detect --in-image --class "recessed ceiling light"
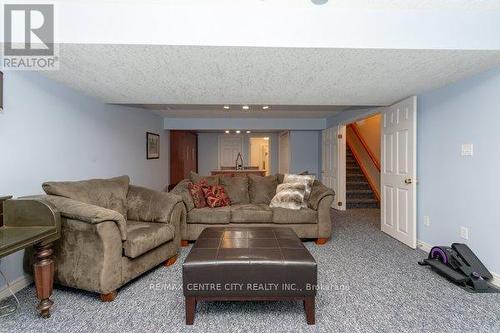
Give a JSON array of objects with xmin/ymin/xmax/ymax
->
[
  {"xmin": 242, "ymin": 105, "xmax": 250, "ymax": 110},
  {"xmin": 236, "ymin": 130, "xmax": 241, "ymax": 134},
  {"xmin": 225, "ymin": 130, "xmax": 230, "ymax": 134},
  {"xmin": 246, "ymin": 130, "xmax": 251, "ymax": 134},
  {"xmin": 311, "ymin": 0, "xmax": 329, "ymax": 5},
  {"xmin": 262, "ymin": 106, "xmax": 269, "ymax": 110},
  {"xmin": 264, "ymin": 137, "xmax": 270, "ymax": 141},
  {"xmin": 223, "ymin": 105, "xmax": 230, "ymax": 110}
]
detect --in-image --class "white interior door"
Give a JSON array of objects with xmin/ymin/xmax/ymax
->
[
  {"xmin": 322, "ymin": 126, "xmax": 346, "ymax": 210},
  {"xmin": 218, "ymin": 135, "xmax": 243, "ymax": 168},
  {"xmin": 279, "ymin": 131, "xmax": 290, "ymax": 174},
  {"xmin": 381, "ymin": 96, "xmax": 417, "ymax": 248}
]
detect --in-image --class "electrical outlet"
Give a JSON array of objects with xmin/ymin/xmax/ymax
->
[
  {"xmin": 423, "ymin": 216, "xmax": 430, "ymax": 227},
  {"xmin": 461, "ymin": 144, "xmax": 473, "ymax": 156},
  {"xmin": 460, "ymin": 226, "xmax": 469, "ymax": 240}
]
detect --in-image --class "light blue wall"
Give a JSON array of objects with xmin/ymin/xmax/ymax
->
[
  {"xmin": 289, "ymin": 131, "xmax": 321, "ymax": 177},
  {"xmin": 418, "ymin": 67, "xmax": 500, "ymax": 274},
  {"xmin": 165, "ymin": 117, "xmax": 326, "ymax": 130},
  {"xmin": 197, "ymin": 133, "xmax": 220, "ymax": 176},
  {"xmin": 0, "ymin": 72, "xmax": 168, "ymax": 289},
  {"xmin": 197, "ymin": 132, "xmax": 280, "ymax": 176}
]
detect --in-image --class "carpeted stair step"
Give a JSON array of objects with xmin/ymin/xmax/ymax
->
[
  {"xmin": 346, "ymin": 174, "xmax": 366, "ymax": 182},
  {"xmin": 346, "ymin": 146, "xmax": 380, "ymax": 208},
  {"xmin": 346, "ymin": 181, "xmax": 371, "ymax": 190},
  {"xmin": 347, "ymin": 189, "xmax": 375, "ymax": 199},
  {"xmin": 347, "ymin": 166, "xmax": 361, "ymax": 173},
  {"xmin": 346, "ymin": 198, "xmax": 379, "ymax": 209}
]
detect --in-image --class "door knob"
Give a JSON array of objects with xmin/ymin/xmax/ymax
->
[{"xmin": 405, "ymin": 178, "xmax": 413, "ymax": 185}]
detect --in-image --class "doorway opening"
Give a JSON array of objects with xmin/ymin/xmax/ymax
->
[
  {"xmin": 249, "ymin": 136, "xmax": 271, "ymax": 176},
  {"xmin": 345, "ymin": 113, "xmax": 381, "ymax": 209},
  {"xmin": 324, "ymin": 96, "xmax": 417, "ymax": 248}
]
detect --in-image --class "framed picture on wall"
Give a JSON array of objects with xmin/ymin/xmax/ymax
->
[{"xmin": 146, "ymin": 132, "xmax": 160, "ymax": 159}]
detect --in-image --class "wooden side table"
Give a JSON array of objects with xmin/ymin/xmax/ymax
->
[{"xmin": 0, "ymin": 197, "xmax": 61, "ymax": 318}]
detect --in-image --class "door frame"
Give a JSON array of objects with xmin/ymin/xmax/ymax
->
[
  {"xmin": 335, "ymin": 125, "xmax": 347, "ymax": 210},
  {"xmin": 248, "ymin": 135, "xmax": 272, "ymax": 176},
  {"xmin": 328, "ymin": 96, "xmax": 417, "ymax": 247},
  {"xmin": 218, "ymin": 134, "xmax": 244, "ymax": 169},
  {"xmin": 322, "ymin": 126, "xmax": 346, "ymax": 210}
]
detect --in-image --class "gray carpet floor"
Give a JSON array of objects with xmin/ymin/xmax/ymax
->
[{"xmin": 2, "ymin": 208, "xmax": 499, "ymax": 333}]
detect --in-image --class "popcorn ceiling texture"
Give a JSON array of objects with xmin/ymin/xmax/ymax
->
[
  {"xmin": 43, "ymin": 45, "xmax": 500, "ymax": 112},
  {"xmin": 2, "ymin": 209, "xmax": 499, "ymax": 333}
]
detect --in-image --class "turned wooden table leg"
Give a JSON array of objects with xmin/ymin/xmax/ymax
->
[
  {"xmin": 304, "ymin": 297, "xmax": 315, "ymax": 325},
  {"xmin": 33, "ymin": 242, "xmax": 55, "ymax": 318},
  {"xmin": 185, "ymin": 296, "xmax": 196, "ymax": 325}
]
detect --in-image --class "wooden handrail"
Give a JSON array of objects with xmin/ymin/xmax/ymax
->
[{"xmin": 349, "ymin": 123, "xmax": 381, "ymax": 171}]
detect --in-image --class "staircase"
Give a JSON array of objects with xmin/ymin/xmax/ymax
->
[{"xmin": 346, "ymin": 146, "xmax": 379, "ymax": 209}]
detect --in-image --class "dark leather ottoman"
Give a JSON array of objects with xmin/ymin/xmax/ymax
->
[{"xmin": 182, "ymin": 227, "xmax": 317, "ymax": 325}]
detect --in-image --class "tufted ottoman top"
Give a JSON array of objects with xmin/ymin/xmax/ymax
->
[{"xmin": 182, "ymin": 227, "xmax": 317, "ymax": 297}]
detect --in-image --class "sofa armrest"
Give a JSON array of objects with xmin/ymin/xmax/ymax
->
[
  {"xmin": 169, "ymin": 179, "xmax": 195, "ymax": 212},
  {"xmin": 127, "ymin": 185, "xmax": 183, "ymax": 224},
  {"xmin": 308, "ymin": 182, "xmax": 335, "ymax": 210},
  {"xmin": 38, "ymin": 195, "xmax": 128, "ymax": 241}
]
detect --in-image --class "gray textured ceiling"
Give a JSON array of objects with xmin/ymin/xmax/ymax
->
[{"xmin": 42, "ymin": 44, "xmax": 500, "ymax": 117}]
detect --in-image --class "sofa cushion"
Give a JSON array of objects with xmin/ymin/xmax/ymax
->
[
  {"xmin": 248, "ymin": 175, "xmax": 278, "ymax": 204},
  {"xmin": 123, "ymin": 221, "xmax": 175, "ymax": 259},
  {"xmin": 190, "ymin": 171, "xmax": 219, "ymax": 186},
  {"xmin": 169, "ymin": 179, "xmax": 195, "ymax": 211},
  {"xmin": 42, "ymin": 175, "xmax": 130, "ymax": 218},
  {"xmin": 270, "ymin": 182, "xmax": 306, "ymax": 210},
  {"xmin": 187, "ymin": 207, "xmax": 231, "ymax": 224},
  {"xmin": 272, "ymin": 207, "xmax": 318, "ymax": 224},
  {"xmin": 276, "ymin": 173, "xmax": 285, "ymax": 184},
  {"xmin": 220, "ymin": 176, "xmax": 250, "ymax": 205},
  {"xmin": 202, "ymin": 185, "xmax": 231, "ymax": 208},
  {"xmin": 230, "ymin": 204, "xmax": 273, "ymax": 223}
]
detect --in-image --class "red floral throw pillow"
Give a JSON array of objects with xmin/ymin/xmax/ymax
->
[
  {"xmin": 188, "ymin": 181, "xmax": 208, "ymax": 208},
  {"xmin": 202, "ymin": 185, "xmax": 231, "ymax": 208}
]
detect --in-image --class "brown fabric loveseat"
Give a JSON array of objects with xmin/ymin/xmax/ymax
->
[
  {"xmin": 25, "ymin": 176, "xmax": 185, "ymax": 301},
  {"xmin": 170, "ymin": 173, "xmax": 335, "ymax": 244}
]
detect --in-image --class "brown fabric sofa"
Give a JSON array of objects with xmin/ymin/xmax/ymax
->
[
  {"xmin": 25, "ymin": 176, "xmax": 185, "ymax": 301},
  {"xmin": 170, "ymin": 173, "xmax": 335, "ymax": 243}
]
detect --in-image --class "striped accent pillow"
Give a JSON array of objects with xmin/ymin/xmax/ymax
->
[{"xmin": 269, "ymin": 182, "xmax": 306, "ymax": 210}]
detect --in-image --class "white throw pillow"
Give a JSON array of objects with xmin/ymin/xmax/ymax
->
[
  {"xmin": 283, "ymin": 174, "xmax": 315, "ymax": 206},
  {"xmin": 269, "ymin": 182, "xmax": 306, "ymax": 210}
]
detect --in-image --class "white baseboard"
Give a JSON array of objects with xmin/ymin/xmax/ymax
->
[
  {"xmin": 0, "ymin": 275, "xmax": 33, "ymax": 301},
  {"xmin": 417, "ymin": 239, "xmax": 432, "ymax": 253},
  {"xmin": 417, "ymin": 239, "xmax": 500, "ymax": 288}
]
